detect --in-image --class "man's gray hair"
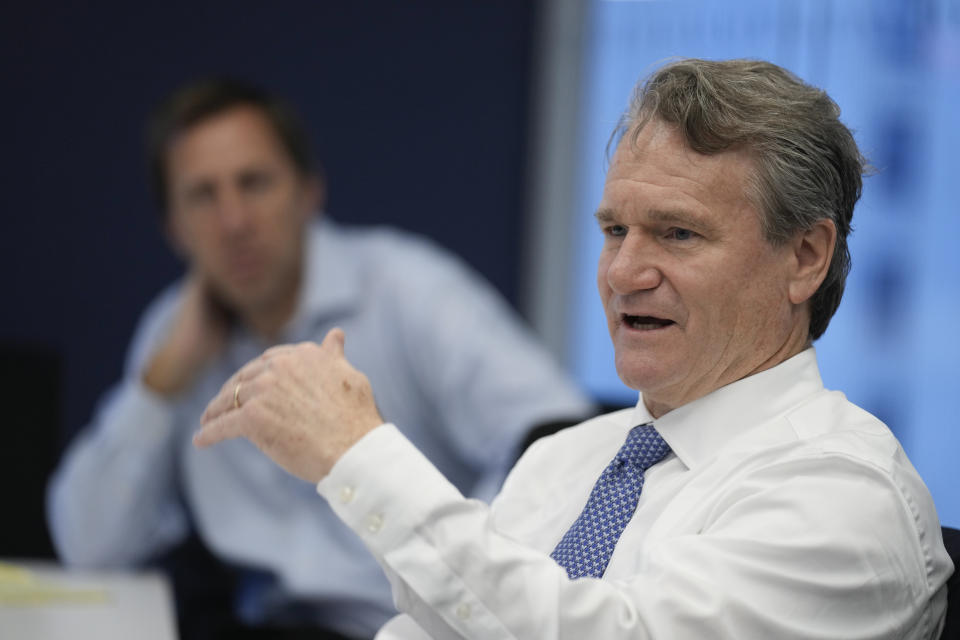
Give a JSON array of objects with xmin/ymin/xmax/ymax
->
[{"xmin": 615, "ymin": 58, "xmax": 867, "ymax": 340}]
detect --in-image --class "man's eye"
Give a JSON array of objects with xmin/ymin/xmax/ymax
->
[
  {"xmin": 240, "ymin": 172, "xmax": 274, "ymax": 193},
  {"xmin": 182, "ymin": 185, "xmax": 215, "ymax": 208},
  {"xmin": 604, "ymin": 224, "xmax": 627, "ymax": 237},
  {"xmin": 668, "ymin": 227, "xmax": 695, "ymax": 241}
]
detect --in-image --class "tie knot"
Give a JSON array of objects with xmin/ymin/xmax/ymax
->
[{"xmin": 616, "ymin": 423, "xmax": 671, "ymax": 472}]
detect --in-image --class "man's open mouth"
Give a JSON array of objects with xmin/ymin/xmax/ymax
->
[{"xmin": 623, "ymin": 314, "xmax": 675, "ymax": 330}]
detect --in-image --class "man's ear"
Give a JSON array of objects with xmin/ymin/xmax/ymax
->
[
  {"xmin": 788, "ymin": 218, "xmax": 836, "ymax": 305},
  {"xmin": 299, "ymin": 174, "xmax": 325, "ymax": 219}
]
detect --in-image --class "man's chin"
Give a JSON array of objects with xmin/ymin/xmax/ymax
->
[
  {"xmin": 211, "ymin": 280, "xmax": 268, "ymax": 318},
  {"xmin": 614, "ymin": 355, "xmax": 677, "ymax": 396}
]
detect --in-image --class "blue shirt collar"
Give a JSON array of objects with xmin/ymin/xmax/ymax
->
[{"xmin": 285, "ymin": 215, "xmax": 364, "ymax": 339}]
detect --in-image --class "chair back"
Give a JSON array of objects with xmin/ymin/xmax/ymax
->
[
  {"xmin": 942, "ymin": 526, "xmax": 960, "ymax": 639},
  {"xmin": 0, "ymin": 346, "xmax": 60, "ymax": 558}
]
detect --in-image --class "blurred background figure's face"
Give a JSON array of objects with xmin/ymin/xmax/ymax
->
[{"xmin": 165, "ymin": 105, "xmax": 318, "ymax": 318}]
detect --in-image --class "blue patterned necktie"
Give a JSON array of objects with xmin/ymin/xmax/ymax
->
[{"xmin": 550, "ymin": 423, "xmax": 671, "ymax": 579}]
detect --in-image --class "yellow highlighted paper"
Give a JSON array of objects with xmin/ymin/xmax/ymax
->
[{"xmin": 0, "ymin": 562, "xmax": 109, "ymax": 607}]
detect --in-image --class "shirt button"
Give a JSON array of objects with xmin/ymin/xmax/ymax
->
[
  {"xmin": 456, "ymin": 603, "xmax": 471, "ymax": 620},
  {"xmin": 339, "ymin": 486, "xmax": 355, "ymax": 504},
  {"xmin": 365, "ymin": 513, "xmax": 384, "ymax": 533}
]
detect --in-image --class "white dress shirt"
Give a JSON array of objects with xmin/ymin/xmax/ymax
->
[
  {"xmin": 47, "ymin": 217, "xmax": 591, "ymax": 637},
  {"xmin": 318, "ymin": 348, "xmax": 954, "ymax": 639}
]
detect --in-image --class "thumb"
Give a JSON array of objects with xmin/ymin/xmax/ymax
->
[{"xmin": 320, "ymin": 327, "xmax": 346, "ymax": 356}]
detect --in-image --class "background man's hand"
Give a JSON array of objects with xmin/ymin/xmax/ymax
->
[
  {"xmin": 142, "ymin": 274, "xmax": 230, "ymax": 396},
  {"xmin": 193, "ymin": 328, "xmax": 383, "ymax": 483}
]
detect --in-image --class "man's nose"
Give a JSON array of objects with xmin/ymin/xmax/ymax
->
[
  {"xmin": 604, "ymin": 235, "xmax": 663, "ymax": 294},
  {"xmin": 216, "ymin": 187, "xmax": 253, "ymax": 234}
]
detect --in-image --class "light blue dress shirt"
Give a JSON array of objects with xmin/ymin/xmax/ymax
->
[{"xmin": 47, "ymin": 217, "xmax": 592, "ymax": 638}]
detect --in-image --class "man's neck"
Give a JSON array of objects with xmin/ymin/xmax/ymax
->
[
  {"xmin": 242, "ymin": 274, "xmax": 302, "ymax": 342},
  {"xmin": 643, "ymin": 327, "xmax": 812, "ymax": 419}
]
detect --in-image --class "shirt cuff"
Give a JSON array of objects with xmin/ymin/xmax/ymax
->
[{"xmin": 316, "ymin": 423, "xmax": 465, "ymax": 555}]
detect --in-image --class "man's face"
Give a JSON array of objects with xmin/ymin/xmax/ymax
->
[
  {"xmin": 597, "ymin": 119, "xmax": 804, "ymax": 417},
  {"xmin": 165, "ymin": 105, "xmax": 318, "ymax": 316}
]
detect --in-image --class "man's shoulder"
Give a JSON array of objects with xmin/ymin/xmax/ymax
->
[
  {"xmin": 317, "ymin": 219, "xmax": 460, "ymax": 269},
  {"xmin": 313, "ymin": 219, "xmax": 499, "ymax": 310},
  {"xmin": 732, "ymin": 389, "xmax": 936, "ymax": 525},
  {"xmin": 781, "ymin": 389, "xmax": 903, "ymax": 472},
  {"xmin": 745, "ymin": 391, "xmax": 948, "ymax": 577}
]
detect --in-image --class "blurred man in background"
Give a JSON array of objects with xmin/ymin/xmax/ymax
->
[{"xmin": 47, "ymin": 79, "xmax": 592, "ymax": 639}]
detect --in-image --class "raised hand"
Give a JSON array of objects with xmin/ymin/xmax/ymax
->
[
  {"xmin": 141, "ymin": 274, "xmax": 231, "ymax": 397},
  {"xmin": 193, "ymin": 328, "xmax": 384, "ymax": 483}
]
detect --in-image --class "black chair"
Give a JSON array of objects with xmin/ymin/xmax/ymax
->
[
  {"xmin": 515, "ymin": 404, "xmax": 628, "ymax": 462},
  {"xmin": 0, "ymin": 345, "xmax": 60, "ymax": 558},
  {"xmin": 942, "ymin": 526, "xmax": 960, "ymax": 639}
]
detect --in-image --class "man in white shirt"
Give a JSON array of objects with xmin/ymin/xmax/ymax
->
[{"xmin": 194, "ymin": 59, "xmax": 954, "ymax": 638}]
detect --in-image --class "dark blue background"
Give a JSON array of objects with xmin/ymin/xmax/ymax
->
[
  {"xmin": 0, "ymin": 1, "xmax": 539, "ymax": 556},
  {"xmin": 1, "ymin": 0, "xmax": 537, "ymax": 446}
]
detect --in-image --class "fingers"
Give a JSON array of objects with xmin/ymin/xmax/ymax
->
[
  {"xmin": 320, "ymin": 327, "xmax": 345, "ymax": 356},
  {"xmin": 200, "ymin": 372, "xmax": 235, "ymax": 425},
  {"xmin": 261, "ymin": 343, "xmax": 296, "ymax": 360},
  {"xmin": 201, "ymin": 358, "xmax": 266, "ymax": 424},
  {"xmin": 195, "ymin": 355, "xmax": 273, "ymax": 447},
  {"xmin": 195, "ymin": 331, "xmax": 348, "ymax": 452},
  {"xmin": 193, "ymin": 409, "xmax": 245, "ymax": 448},
  {"xmin": 198, "ymin": 340, "xmax": 302, "ymax": 425}
]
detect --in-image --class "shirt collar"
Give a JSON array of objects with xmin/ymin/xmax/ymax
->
[
  {"xmin": 631, "ymin": 348, "xmax": 824, "ymax": 470},
  {"xmin": 287, "ymin": 215, "xmax": 364, "ymax": 336}
]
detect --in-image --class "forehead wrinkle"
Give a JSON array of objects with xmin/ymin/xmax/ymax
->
[
  {"xmin": 616, "ymin": 161, "xmax": 738, "ymax": 203},
  {"xmin": 598, "ymin": 173, "xmax": 717, "ymax": 220},
  {"xmin": 607, "ymin": 157, "xmax": 725, "ymax": 213},
  {"xmin": 604, "ymin": 165, "xmax": 755, "ymax": 239},
  {"xmin": 611, "ymin": 125, "xmax": 755, "ymax": 204}
]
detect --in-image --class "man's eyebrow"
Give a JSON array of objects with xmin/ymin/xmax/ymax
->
[
  {"xmin": 647, "ymin": 209, "xmax": 700, "ymax": 226},
  {"xmin": 594, "ymin": 208, "xmax": 616, "ymax": 224},
  {"xmin": 594, "ymin": 207, "xmax": 715, "ymax": 231},
  {"xmin": 181, "ymin": 180, "xmax": 215, "ymax": 196}
]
